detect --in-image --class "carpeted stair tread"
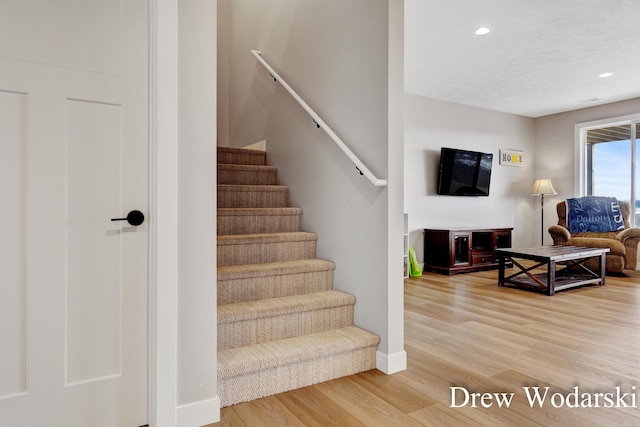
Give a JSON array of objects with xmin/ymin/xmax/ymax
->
[
  {"xmin": 217, "ymin": 232, "xmax": 317, "ymax": 266},
  {"xmin": 218, "ymin": 290, "xmax": 356, "ymax": 350},
  {"xmin": 217, "ymin": 326, "xmax": 379, "ymax": 406},
  {"xmin": 217, "ymin": 184, "xmax": 289, "ymax": 208},
  {"xmin": 217, "ymin": 259, "xmax": 335, "ymax": 281},
  {"xmin": 217, "ymin": 207, "xmax": 302, "ymax": 235},
  {"xmin": 217, "ymin": 259, "xmax": 336, "ymax": 304},
  {"xmin": 217, "ymin": 231, "xmax": 317, "ymax": 245},
  {"xmin": 218, "ymin": 164, "xmax": 277, "ymax": 185},
  {"xmin": 218, "ymin": 207, "xmax": 302, "ymax": 216},
  {"xmin": 218, "ymin": 290, "xmax": 354, "ymax": 324},
  {"xmin": 217, "ymin": 146, "xmax": 266, "ymax": 165},
  {"xmin": 218, "ymin": 325, "xmax": 379, "ymax": 378},
  {"xmin": 217, "ymin": 184, "xmax": 287, "ymax": 191}
]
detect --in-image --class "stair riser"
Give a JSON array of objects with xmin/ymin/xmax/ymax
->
[
  {"xmin": 217, "ymin": 149, "xmax": 266, "ymax": 166},
  {"xmin": 217, "ymin": 241, "xmax": 316, "ymax": 266},
  {"xmin": 219, "ymin": 346, "xmax": 378, "ymax": 407},
  {"xmin": 217, "ymin": 270, "xmax": 334, "ymax": 304},
  {"xmin": 218, "ymin": 305, "xmax": 354, "ymax": 350},
  {"xmin": 217, "ymin": 188, "xmax": 289, "ymax": 208},
  {"xmin": 218, "ymin": 168, "xmax": 276, "ymax": 185},
  {"xmin": 217, "ymin": 214, "xmax": 301, "ymax": 235}
]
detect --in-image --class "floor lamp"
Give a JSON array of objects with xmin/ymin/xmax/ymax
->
[{"xmin": 531, "ymin": 178, "xmax": 557, "ymax": 245}]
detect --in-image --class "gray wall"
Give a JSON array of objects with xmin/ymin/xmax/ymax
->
[
  {"xmin": 404, "ymin": 94, "xmax": 537, "ymax": 263},
  {"xmin": 218, "ymin": 0, "xmax": 406, "ymax": 371},
  {"xmin": 405, "ymin": 94, "xmax": 640, "ymax": 265},
  {"xmin": 534, "ymin": 97, "xmax": 640, "ymax": 234}
]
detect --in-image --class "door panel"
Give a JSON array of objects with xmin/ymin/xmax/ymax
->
[
  {"xmin": 0, "ymin": 90, "xmax": 28, "ymax": 400},
  {"xmin": 65, "ymin": 99, "xmax": 123, "ymax": 385},
  {"xmin": 0, "ymin": 1, "xmax": 122, "ymax": 75},
  {"xmin": 0, "ymin": 1, "xmax": 148, "ymax": 425}
]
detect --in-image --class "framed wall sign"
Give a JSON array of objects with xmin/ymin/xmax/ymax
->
[{"xmin": 499, "ymin": 149, "xmax": 524, "ymax": 167}]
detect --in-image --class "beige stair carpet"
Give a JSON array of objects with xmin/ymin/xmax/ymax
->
[
  {"xmin": 216, "ymin": 146, "xmax": 380, "ymax": 407},
  {"xmin": 217, "ymin": 184, "xmax": 290, "ymax": 209},
  {"xmin": 217, "ymin": 207, "xmax": 302, "ymax": 235},
  {"xmin": 217, "ymin": 259, "xmax": 335, "ymax": 304},
  {"xmin": 218, "ymin": 326, "xmax": 379, "ymax": 407},
  {"xmin": 217, "ymin": 163, "xmax": 277, "ymax": 186}
]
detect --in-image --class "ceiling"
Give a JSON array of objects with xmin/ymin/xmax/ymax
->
[{"xmin": 404, "ymin": 0, "xmax": 640, "ymax": 118}]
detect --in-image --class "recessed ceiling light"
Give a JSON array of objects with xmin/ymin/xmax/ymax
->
[
  {"xmin": 599, "ymin": 72, "xmax": 614, "ymax": 78},
  {"xmin": 475, "ymin": 27, "xmax": 490, "ymax": 36}
]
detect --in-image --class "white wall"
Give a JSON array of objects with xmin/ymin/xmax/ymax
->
[
  {"xmin": 151, "ymin": 1, "xmax": 179, "ymax": 425},
  {"xmin": 218, "ymin": 0, "xmax": 406, "ymax": 372},
  {"xmin": 177, "ymin": 0, "xmax": 218, "ymax": 425},
  {"xmin": 534, "ymin": 97, "xmax": 640, "ymax": 235},
  {"xmin": 404, "ymin": 94, "xmax": 537, "ymax": 263},
  {"xmin": 385, "ymin": 0, "xmax": 407, "ymax": 373},
  {"xmin": 154, "ymin": 1, "xmax": 219, "ymax": 426}
]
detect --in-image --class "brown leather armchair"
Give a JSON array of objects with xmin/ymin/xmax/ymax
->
[{"xmin": 549, "ymin": 200, "xmax": 640, "ymax": 273}]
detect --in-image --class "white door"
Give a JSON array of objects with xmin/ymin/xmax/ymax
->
[{"xmin": 0, "ymin": 1, "xmax": 149, "ymax": 426}]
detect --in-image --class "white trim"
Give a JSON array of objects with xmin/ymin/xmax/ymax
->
[
  {"xmin": 575, "ymin": 113, "xmax": 640, "ymax": 197},
  {"xmin": 149, "ymin": 0, "xmax": 179, "ymax": 426},
  {"xmin": 375, "ymin": 350, "xmax": 407, "ymax": 375},
  {"xmin": 573, "ymin": 123, "xmax": 585, "ymax": 196},
  {"xmin": 147, "ymin": 0, "xmax": 158, "ymax": 424},
  {"xmin": 576, "ymin": 113, "xmax": 640, "ymax": 129},
  {"xmin": 177, "ymin": 398, "xmax": 221, "ymax": 427}
]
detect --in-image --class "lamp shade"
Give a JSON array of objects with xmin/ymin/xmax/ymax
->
[{"xmin": 531, "ymin": 178, "xmax": 557, "ymax": 196}]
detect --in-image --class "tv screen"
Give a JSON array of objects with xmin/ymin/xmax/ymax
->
[{"xmin": 437, "ymin": 147, "xmax": 493, "ymax": 196}]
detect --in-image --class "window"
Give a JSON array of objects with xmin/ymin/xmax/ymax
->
[{"xmin": 578, "ymin": 116, "xmax": 640, "ymax": 226}]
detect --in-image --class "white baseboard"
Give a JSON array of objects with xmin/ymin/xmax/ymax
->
[
  {"xmin": 177, "ymin": 396, "xmax": 220, "ymax": 427},
  {"xmin": 375, "ymin": 350, "xmax": 407, "ymax": 374}
]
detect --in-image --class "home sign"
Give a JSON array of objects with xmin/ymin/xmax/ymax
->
[{"xmin": 499, "ymin": 149, "xmax": 524, "ymax": 167}]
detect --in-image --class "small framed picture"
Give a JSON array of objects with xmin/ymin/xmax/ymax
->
[{"xmin": 499, "ymin": 149, "xmax": 524, "ymax": 167}]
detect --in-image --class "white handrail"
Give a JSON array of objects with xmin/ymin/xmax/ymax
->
[{"xmin": 251, "ymin": 50, "xmax": 388, "ymax": 188}]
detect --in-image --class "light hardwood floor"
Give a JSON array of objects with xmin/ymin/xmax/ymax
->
[{"xmin": 211, "ymin": 266, "xmax": 640, "ymax": 426}]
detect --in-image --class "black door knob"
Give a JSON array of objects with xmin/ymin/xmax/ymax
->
[{"xmin": 111, "ymin": 210, "xmax": 145, "ymax": 226}]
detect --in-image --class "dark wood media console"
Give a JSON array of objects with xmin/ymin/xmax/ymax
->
[{"xmin": 423, "ymin": 227, "xmax": 513, "ymax": 275}]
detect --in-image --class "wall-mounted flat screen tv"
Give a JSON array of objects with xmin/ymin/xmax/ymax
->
[{"xmin": 437, "ymin": 147, "xmax": 493, "ymax": 196}]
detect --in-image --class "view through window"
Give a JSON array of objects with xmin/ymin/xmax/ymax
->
[{"xmin": 583, "ymin": 120, "xmax": 640, "ymax": 226}]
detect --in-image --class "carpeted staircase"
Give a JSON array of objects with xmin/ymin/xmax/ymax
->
[{"xmin": 217, "ymin": 146, "xmax": 380, "ymax": 407}]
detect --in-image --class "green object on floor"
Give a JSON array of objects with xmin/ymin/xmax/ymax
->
[{"xmin": 408, "ymin": 246, "xmax": 422, "ymax": 277}]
